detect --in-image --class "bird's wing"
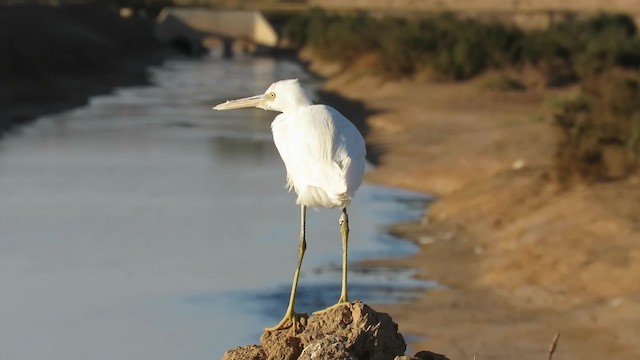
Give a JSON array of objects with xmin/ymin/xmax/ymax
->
[
  {"xmin": 272, "ymin": 105, "xmax": 365, "ymax": 203},
  {"xmin": 326, "ymin": 106, "xmax": 366, "ymax": 198},
  {"xmin": 271, "ymin": 113, "xmax": 296, "ymax": 191}
]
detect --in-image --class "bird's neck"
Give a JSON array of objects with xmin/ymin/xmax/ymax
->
[
  {"xmin": 286, "ymin": 88, "xmax": 313, "ymax": 110},
  {"xmin": 289, "ymin": 98, "xmax": 312, "ymax": 110}
]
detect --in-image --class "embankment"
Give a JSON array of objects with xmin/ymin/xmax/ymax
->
[
  {"xmin": 0, "ymin": 5, "xmax": 165, "ymax": 134},
  {"xmin": 305, "ymin": 51, "xmax": 640, "ymax": 360}
]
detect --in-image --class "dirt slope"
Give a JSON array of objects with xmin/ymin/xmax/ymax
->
[{"xmin": 307, "ymin": 54, "xmax": 640, "ymax": 359}]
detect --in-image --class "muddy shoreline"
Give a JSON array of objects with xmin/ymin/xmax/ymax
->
[{"xmin": 301, "ymin": 49, "xmax": 640, "ymax": 359}]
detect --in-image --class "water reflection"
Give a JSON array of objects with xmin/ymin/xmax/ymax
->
[
  {"xmin": 208, "ymin": 136, "xmax": 275, "ymax": 163},
  {"xmin": 0, "ymin": 55, "xmax": 433, "ymax": 360}
]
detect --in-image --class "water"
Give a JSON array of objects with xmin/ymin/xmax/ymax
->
[{"xmin": 0, "ymin": 55, "xmax": 432, "ymax": 360}]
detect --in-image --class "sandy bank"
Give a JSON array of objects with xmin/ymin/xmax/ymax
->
[{"xmin": 305, "ymin": 51, "xmax": 640, "ymax": 359}]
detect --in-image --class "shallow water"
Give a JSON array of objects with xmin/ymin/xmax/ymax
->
[{"xmin": 0, "ymin": 55, "xmax": 432, "ymax": 360}]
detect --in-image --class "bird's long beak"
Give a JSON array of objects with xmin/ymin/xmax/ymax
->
[{"xmin": 212, "ymin": 94, "xmax": 266, "ymax": 110}]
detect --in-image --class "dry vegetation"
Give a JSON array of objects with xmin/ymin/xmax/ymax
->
[{"xmin": 308, "ymin": 0, "xmax": 640, "ymax": 13}]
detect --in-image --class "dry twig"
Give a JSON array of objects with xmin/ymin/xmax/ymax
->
[{"xmin": 548, "ymin": 332, "xmax": 560, "ymax": 360}]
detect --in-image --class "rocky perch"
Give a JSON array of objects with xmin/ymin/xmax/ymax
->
[{"xmin": 222, "ymin": 301, "xmax": 448, "ymax": 360}]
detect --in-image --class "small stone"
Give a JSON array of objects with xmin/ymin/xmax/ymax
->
[
  {"xmin": 418, "ymin": 236, "xmax": 436, "ymax": 245},
  {"xmin": 511, "ymin": 159, "xmax": 526, "ymax": 170},
  {"xmin": 413, "ymin": 350, "xmax": 451, "ymax": 360},
  {"xmin": 441, "ymin": 231, "xmax": 455, "ymax": 241}
]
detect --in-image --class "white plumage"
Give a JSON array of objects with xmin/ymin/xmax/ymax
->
[
  {"xmin": 271, "ymin": 104, "xmax": 365, "ymax": 208},
  {"xmin": 212, "ymin": 78, "xmax": 365, "ymax": 331}
]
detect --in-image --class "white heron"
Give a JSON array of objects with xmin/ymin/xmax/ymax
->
[{"xmin": 212, "ymin": 79, "xmax": 366, "ymax": 331}]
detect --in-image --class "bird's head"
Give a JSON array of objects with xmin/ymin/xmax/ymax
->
[{"xmin": 212, "ymin": 79, "xmax": 312, "ymax": 113}]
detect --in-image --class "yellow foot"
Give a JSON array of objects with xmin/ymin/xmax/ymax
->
[
  {"xmin": 264, "ymin": 312, "xmax": 308, "ymax": 333},
  {"xmin": 313, "ymin": 300, "xmax": 351, "ymax": 315}
]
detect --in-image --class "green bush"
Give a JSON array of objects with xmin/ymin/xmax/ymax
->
[
  {"xmin": 380, "ymin": 14, "xmax": 524, "ymax": 79},
  {"xmin": 377, "ymin": 19, "xmax": 429, "ymax": 76},
  {"xmin": 554, "ymin": 69, "xmax": 640, "ymax": 182},
  {"xmin": 522, "ymin": 13, "xmax": 640, "ymax": 85},
  {"xmin": 285, "ymin": 11, "xmax": 526, "ymax": 79},
  {"xmin": 284, "ymin": 9, "xmax": 380, "ymax": 62},
  {"xmin": 321, "ymin": 12, "xmax": 379, "ymax": 62},
  {"xmin": 284, "ymin": 11, "xmax": 640, "ymax": 83}
]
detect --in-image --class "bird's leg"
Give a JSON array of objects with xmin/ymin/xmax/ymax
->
[
  {"xmin": 338, "ymin": 207, "xmax": 349, "ymax": 303},
  {"xmin": 265, "ymin": 205, "xmax": 308, "ymax": 332},
  {"xmin": 314, "ymin": 207, "xmax": 351, "ymax": 314}
]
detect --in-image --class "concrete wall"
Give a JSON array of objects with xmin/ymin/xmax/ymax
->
[{"xmin": 156, "ymin": 8, "xmax": 278, "ymax": 47}]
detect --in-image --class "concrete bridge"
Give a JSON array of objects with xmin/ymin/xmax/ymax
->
[{"xmin": 154, "ymin": 8, "xmax": 279, "ymax": 56}]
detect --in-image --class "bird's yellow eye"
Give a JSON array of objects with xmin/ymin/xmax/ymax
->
[{"xmin": 268, "ymin": 92, "xmax": 276, "ymax": 99}]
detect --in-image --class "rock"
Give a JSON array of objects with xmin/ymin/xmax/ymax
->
[
  {"xmin": 222, "ymin": 345, "xmax": 265, "ymax": 360},
  {"xmin": 395, "ymin": 351, "xmax": 450, "ymax": 360},
  {"xmin": 413, "ymin": 351, "xmax": 450, "ymax": 360},
  {"xmin": 299, "ymin": 338, "xmax": 356, "ymax": 360},
  {"xmin": 261, "ymin": 332, "xmax": 304, "ymax": 360},
  {"xmin": 222, "ymin": 301, "xmax": 406, "ymax": 360}
]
